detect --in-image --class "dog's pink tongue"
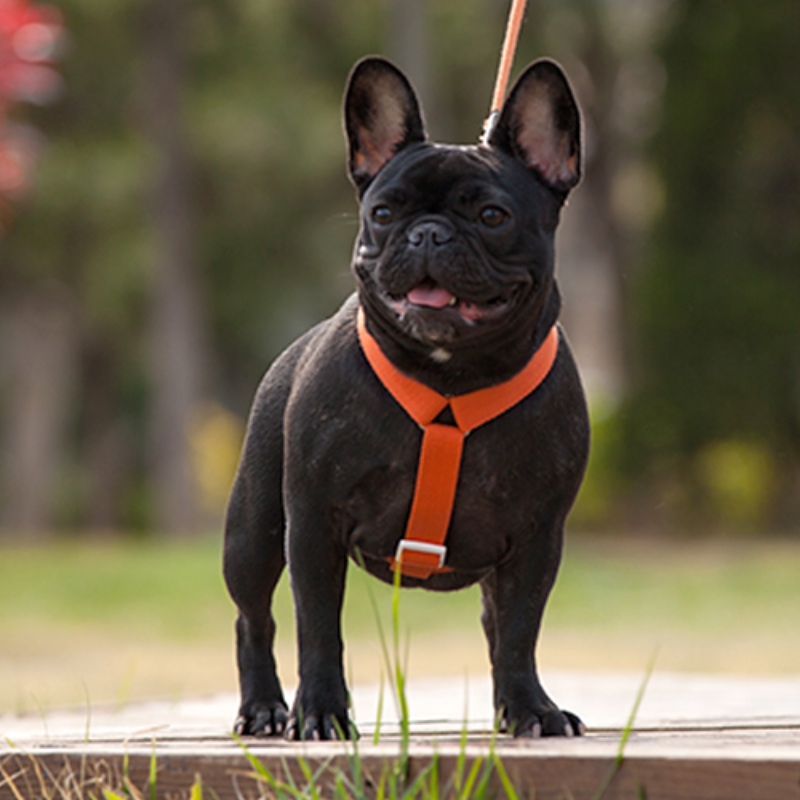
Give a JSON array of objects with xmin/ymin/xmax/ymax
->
[{"xmin": 407, "ymin": 283, "xmax": 455, "ymax": 309}]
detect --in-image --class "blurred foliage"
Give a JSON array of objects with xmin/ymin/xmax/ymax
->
[
  {"xmin": 570, "ymin": 401, "xmax": 627, "ymax": 530},
  {"xmin": 618, "ymin": 0, "xmax": 800, "ymax": 532},
  {"xmin": 189, "ymin": 401, "xmax": 244, "ymax": 514},
  {"xmin": 0, "ymin": 0, "xmax": 798, "ymax": 535},
  {"xmin": 4, "ymin": 535, "xmax": 800, "ymax": 711}
]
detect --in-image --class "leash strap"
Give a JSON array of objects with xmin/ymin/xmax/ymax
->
[
  {"xmin": 357, "ymin": 309, "xmax": 558, "ymax": 578},
  {"xmin": 481, "ymin": 0, "xmax": 529, "ymax": 145}
]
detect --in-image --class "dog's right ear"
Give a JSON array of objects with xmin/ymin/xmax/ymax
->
[
  {"xmin": 345, "ymin": 57, "xmax": 427, "ymax": 195},
  {"xmin": 488, "ymin": 59, "xmax": 582, "ymax": 198}
]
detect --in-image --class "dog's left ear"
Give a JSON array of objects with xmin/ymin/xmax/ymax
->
[
  {"xmin": 345, "ymin": 57, "xmax": 427, "ymax": 195},
  {"xmin": 488, "ymin": 59, "xmax": 582, "ymax": 196}
]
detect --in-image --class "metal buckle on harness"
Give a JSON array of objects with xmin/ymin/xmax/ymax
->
[{"xmin": 395, "ymin": 540, "xmax": 447, "ymax": 568}]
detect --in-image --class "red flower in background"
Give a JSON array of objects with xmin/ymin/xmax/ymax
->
[
  {"xmin": 0, "ymin": 0, "xmax": 61, "ymax": 105},
  {"xmin": 0, "ymin": 0, "xmax": 62, "ymax": 203}
]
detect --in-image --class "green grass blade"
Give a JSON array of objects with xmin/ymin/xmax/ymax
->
[
  {"xmin": 334, "ymin": 771, "xmax": 349, "ymax": 800},
  {"xmin": 427, "ymin": 751, "xmax": 441, "ymax": 800},
  {"xmin": 356, "ymin": 547, "xmax": 414, "ymax": 791},
  {"xmin": 278, "ymin": 755, "xmax": 307, "ymax": 799},
  {"xmin": 392, "ymin": 565, "xmax": 413, "ymax": 789},
  {"xmin": 458, "ymin": 755, "xmax": 484, "ymax": 800},
  {"xmin": 348, "ymin": 726, "xmax": 368, "ymax": 797},
  {"xmin": 81, "ymin": 680, "xmax": 92, "ymax": 743},
  {"xmin": 295, "ymin": 756, "xmax": 321, "ymax": 800},
  {"xmin": 121, "ymin": 751, "xmax": 132, "ymax": 799},
  {"xmin": 30, "ymin": 696, "xmax": 49, "ymax": 740},
  {"xmin": 375, "ymin": 767, "xmax": 388, "ymax": 800},
  {"xmin": 148, "ymin": 741, "xmax": 158, "ymax": 800},
  {"xmin": 188, "ymin": 775, "xmax": 203, "ymax": 800},
  {"xmin": 401, "ymin": 761, "xmax": 436, "ymax": 800},
  {"xmin": 391, "ymin": 563, "xmax": 411, "ymax": 743},
  {"xmin": 235, "ymin": 730, "xmax": 322, "ymax": 799},
  {"xmin": 592, "ymin": 651, "xmax": 657, "ymax": 800},
  {"xmin": 473, "ymin": 752, "xmax": 497, "ymax": 800},
  {"xmin": 233, "ymin": 734, "xmax": 282, "ymax": 787},
  {"xmin": 372, "ymin": 672, "xmax": 385, "ymax": 745},
  {"xmin": 492, "ymin": 753, "xmax": 519, "ymax": 800},
  {"xmin": 354, "ymin": 550, "xmax": 396, "ymax": 710}
]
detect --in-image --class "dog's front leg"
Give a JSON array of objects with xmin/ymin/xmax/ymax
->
[
  {"xmin": 224, "ymin": 470, "xmax": 289, "ymax": 737},
  {"xmin": 285, "ymin": 506, "xmax": 353, "ymax": 740},
  {"xmin": 481, "ymin": 528, "xmax": 583, "ymax": 737}
]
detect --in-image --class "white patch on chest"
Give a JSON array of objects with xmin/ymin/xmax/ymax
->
[{"xmin": 430, "ymin": 347, "xmax": 452, "ymax": 363}]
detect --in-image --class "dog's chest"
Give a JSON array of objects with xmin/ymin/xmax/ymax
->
[
  {"xmin": 332, "ymin": 415, "xmax": 536, "ymax": 573},
  {"xmin": 281, "ymin": 315, "xmax": 562, "ymax": 577}
]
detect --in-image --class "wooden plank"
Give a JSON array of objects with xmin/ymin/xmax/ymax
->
[
  {"xmin": 2, "ymin": 728, "xmax": 799, "ymax": 800},
  {"xmin": 3, "ymin": 675, "xmax": 799, "ymax": 798}
]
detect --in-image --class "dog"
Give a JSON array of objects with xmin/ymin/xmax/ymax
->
[{"xmin": 223, "ymin": 55, "xmax": 589, "ymax": 740}]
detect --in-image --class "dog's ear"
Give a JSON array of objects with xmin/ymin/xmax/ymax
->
[
  {"xmin": 488, "ymin": 59, "xmax": 582, "ymax": 196},
  {"xmin": 345, "ymin": 57, "xmax": 427, "ymax": 194}
]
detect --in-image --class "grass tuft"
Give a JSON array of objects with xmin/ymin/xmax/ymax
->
[
  {"xmin": 0, "ymin": 751, "xmax": 205, "ymax": 800},
  {"xmin": 591, "ymin": 651, "xmax": 657, "ymax": 800}
]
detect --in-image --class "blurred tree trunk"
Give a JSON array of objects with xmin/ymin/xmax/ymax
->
[
  {"xmin": 0, "ymin": 289, "xmax": 76, "ymax": 537},
  {"xmin": 385, "ymin": 0, "xmax": 435, "ymax": 124},
  {"xmin": 386, "ymin": 0, "xmax": 429, "ymax": 100},
  {"xmin": 81, "ymin": 339, "xmax": 131, "ymax": 531},
  {"xmin": 141, "ymin": 0, "xmax": 206, "ymax": 534},
  {"xmin": 556, "ymin": 24, "xmax": 629, "ymax": 405},
  {"xmin": 551, "ymin": 0, "xmax": 666, "ymax": 406}
]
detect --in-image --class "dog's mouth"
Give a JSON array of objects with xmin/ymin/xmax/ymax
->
[{"xmin": 384, "ymin": 279, "xmax": 512, "ymax": 324}]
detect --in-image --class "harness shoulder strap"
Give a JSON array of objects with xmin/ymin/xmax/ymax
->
[{"xmin": 357, "ymin": 309, "xmax": 558, "ymax": 578}]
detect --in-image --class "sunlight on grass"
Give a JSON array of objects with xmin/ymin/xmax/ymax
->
[{"xmin": 1, "ymin": 533, "xmax": 799, "ymax": 712}]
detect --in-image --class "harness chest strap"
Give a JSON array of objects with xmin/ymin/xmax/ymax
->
[{"xmin": 356, "ymin": 309, "xmax": 559, "ymax": 579}]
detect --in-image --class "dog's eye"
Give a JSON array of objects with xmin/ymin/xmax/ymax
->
[
  {"xmin": 371, "ymin": 205, "xmax": 394, "ymax": 225},
  {"xmin": 479, "ymin": 206, "xmax": 509, "ymax": 228}
]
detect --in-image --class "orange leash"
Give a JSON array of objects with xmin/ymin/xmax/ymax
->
[
  {"xmin": 357, "ymin": 309, "xmax": 558, "ymax": 579},
  {"xmin": 481, "ymin": 0, "xmax": 529, "ymax": 145}
]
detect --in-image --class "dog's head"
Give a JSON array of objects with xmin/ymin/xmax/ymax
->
[{"xmin": 345, "ymin": 56, "xmax": 581, "ymax": 360}]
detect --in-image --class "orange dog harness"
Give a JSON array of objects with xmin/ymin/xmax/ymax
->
[{"xmin": 356, "ymin": 309, "xmax": 559, "ymax": 579}]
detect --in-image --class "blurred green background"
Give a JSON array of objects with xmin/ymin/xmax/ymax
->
[
  {"xmin": 2, "ymin": 0, "xmax": 798, "ymax": 538},
  {"xmin": 1, "ymin": 0, "xmax": 799, "ymax": 711},
  {"xmin": 2, "ymin": 535, "xmax": 799, "ymax": 713}
]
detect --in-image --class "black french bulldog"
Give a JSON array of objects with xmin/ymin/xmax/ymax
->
[{"xmin": 223, "ymin": 56, "xmax": 589, "ymax": 740}]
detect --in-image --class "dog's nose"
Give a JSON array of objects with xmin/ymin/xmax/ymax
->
[{"xmin": 407, "ymin": 220, "xmax": 453, "ymax": 248}]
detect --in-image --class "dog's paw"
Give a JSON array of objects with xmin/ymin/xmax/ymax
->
[
  {"xmin": 233, "ymin": 702, "xmax": 289, "ymax": 737},
  {"xmin": 284, "ymin": 710, "xmax": 358, "ymax": 741},
  {"xmin": 501, "ymin": 707, "xmax": 585, "ymax": 738}
]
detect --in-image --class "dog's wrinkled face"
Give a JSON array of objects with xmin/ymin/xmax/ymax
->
[
  {"xmin": 355, "ymin": 144, "xmax": 556, "ymax": 348},
  {"xmin": 345, "ymin": 57, "xmax": 581, "ymax": 352}
]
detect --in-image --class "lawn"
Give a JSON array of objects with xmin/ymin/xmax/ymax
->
[{"xmin": 1, "ymin": 533, "xmax": 799, "ymax": 714}]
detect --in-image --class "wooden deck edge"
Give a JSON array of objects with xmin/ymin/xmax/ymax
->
[{"xmin": 2, "ymin": 745, "xmax": 799, "ymax": 800}]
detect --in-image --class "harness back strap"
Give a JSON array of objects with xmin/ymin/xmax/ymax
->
[{"xmin": 357, "ymin": 309, "xmax": 559, "ymax": 579}]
